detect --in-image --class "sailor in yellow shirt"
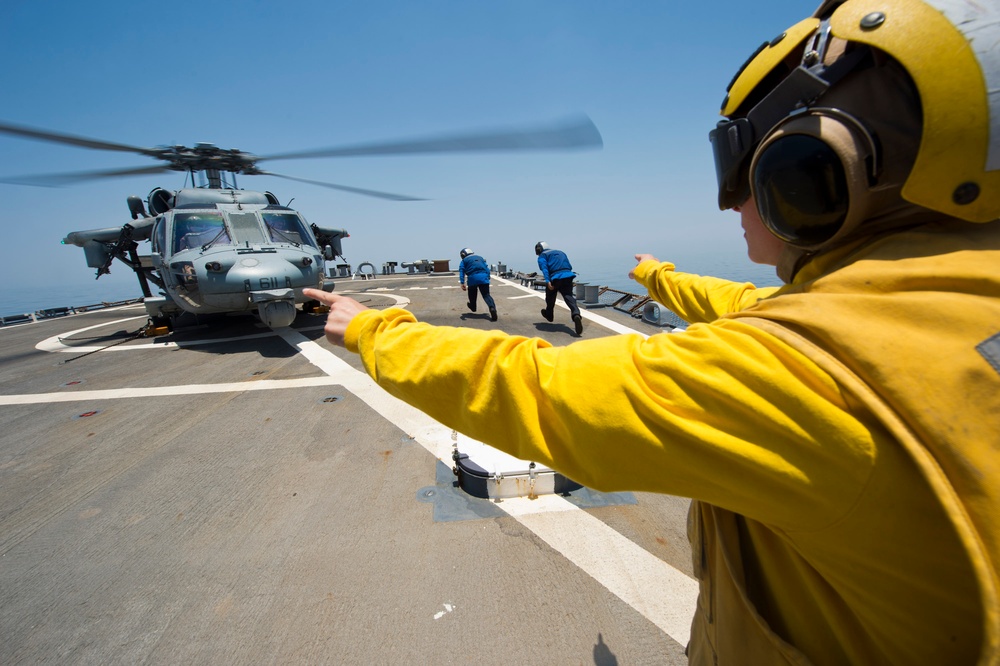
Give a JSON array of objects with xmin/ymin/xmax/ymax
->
[{"xmin": 305, "ymin": 1, "xmax": 1000, "ymax": 663}]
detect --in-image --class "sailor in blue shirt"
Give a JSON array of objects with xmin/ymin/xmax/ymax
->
[
  {"xmin": 459, "ymin": 248, "xmax": 497, "ymax": 322},
  {"xmin": 535, "ymin": 241, "xmax": 583, "ymax": 335}
]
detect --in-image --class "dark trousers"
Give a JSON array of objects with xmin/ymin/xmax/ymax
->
[
  {"xmin": 468, "ymin": 284, "xmax": 496, "ymax": 311},
  {"xmin": 544, "ymin": 277, "xmax": 579, "ymax": 319}
]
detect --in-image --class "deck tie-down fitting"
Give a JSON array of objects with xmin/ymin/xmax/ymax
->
[
  {"xmin": 528, "ymin": 462, "xmax": 538, "ymax": 500},
  {"xmin": 353, "ymin": 261, "xmax": 377, "ymax": 280},
  {"xmin": 492, "ymin": 471, "xmax": 504, "ymax": 502}
]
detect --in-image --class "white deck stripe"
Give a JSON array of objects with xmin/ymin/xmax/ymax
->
[
  {"xmin": 495, "ymin": 276, "xmax": 649, "ymax": 338},
  {"xmin": 276, "ymin": 327, "xmax": 697, "ymax": 646},
  {"xmin": 9, "ymin": 288, "xmax": 697, "ymax": 645},
  {"xmin": 0, "ymin": 377, "xmax": 344, "ymax": 405},
  {"xmin": 504, "ymin": 495, "xmax": 698, "ymax": 643}
]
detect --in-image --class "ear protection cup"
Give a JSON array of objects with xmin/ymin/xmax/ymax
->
[
  {"xmin": 753, "ymin": 133, "xmax": 849, "ymax": 245},
  {"xmin": 749, "ymin": 109, "xmax": 879, "ymax": 251}
]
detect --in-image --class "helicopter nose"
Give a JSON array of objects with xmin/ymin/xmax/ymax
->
[
  {"xmin": 255, "ymin": 298, "xmax": 296, "ymax": 328},
  {"xmin": 249, "ymin": 288, "xmax": 297, "ymax": 327},
  {"xmin": 210, "ymin": 254, "xmax": 313, "ymax": 291}
]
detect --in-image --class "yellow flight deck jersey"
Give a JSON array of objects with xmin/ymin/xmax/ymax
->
[{"xmin": 344, "ymin": 220, "xmax": 1000, "ymax": 665}]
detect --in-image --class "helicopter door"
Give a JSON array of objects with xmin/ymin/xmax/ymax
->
[{"xmin": 227, "ymin": 212, "xmax": 267, "ymax": 245}]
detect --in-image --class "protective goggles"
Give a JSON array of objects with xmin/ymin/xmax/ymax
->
[
  {"xmin": 709, "ymin": 19, "xmax": 866, "ymax": 210},
  {"xmin": 710, "ymin": 117, "xmax": 755, "ymax": 209},
  {"xmin": 710, "ymin": 66, "xmax": 831, "ymax": 210}
]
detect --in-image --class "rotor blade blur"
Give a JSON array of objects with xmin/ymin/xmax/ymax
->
[
  {"xmin": 0, "ymin": 120, "xmax": 160, "ymax": 156},
  {"xmin": 258, "ymin": 171, "xmax": 426, "ymax": 201},
  {"xmin": 257, "ymin": 115, "xmax": 603, "ymax": 162},
  {"xmin": 0, "ymin": 164, "xmax": 171, "ymax": 187}
]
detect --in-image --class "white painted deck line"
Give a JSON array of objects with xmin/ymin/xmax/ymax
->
[
  {"xmin": 35, "ymin": 315, "xmax": 284, "ymax": 353},
  {"xmin": 504, "ymin": 494, "xmax": 698, "ymax": 645},
  {"xmin": 495, "ymin": 276, "xmax": 650, "ymax": 338},
  {"xmin": 0, "ymin": 377, "xmax": 344, "ymax": 406},
  {"xmin": 13, "ymin": 288, "xmax": 697, "ymax": 646},
  {"xmin": 277, "ymin": 326, "xmax": 697, "ymax": 647},
  {"xmin": 34, "ymin": 293, "xmax": 410, "ymax": 353},
  {"xmin": 276, "ymin": 328, "xmax": 458, "ymax": 463}
]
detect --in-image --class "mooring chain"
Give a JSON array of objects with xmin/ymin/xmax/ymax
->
[{"xmin": 57, "ymin": 326, "xmax": 150, "ymax": 364}]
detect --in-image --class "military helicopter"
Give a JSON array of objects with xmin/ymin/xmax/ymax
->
[{"xmin": 0, "ymin": 116, "xmax": 602, "ymax": 330}]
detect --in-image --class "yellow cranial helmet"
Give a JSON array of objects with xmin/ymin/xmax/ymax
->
[{"xmin": 710, "ymin": 0, "xmax": 1000, "ymax": 246}]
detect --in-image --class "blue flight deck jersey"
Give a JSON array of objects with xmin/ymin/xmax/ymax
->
[
  {"xmin": 459, "ymin": 255, "xmax": 491, "ymax": 287},
  {"xmin": 537, "ymin": 249, "xmax": 575, "ymax": 282}
]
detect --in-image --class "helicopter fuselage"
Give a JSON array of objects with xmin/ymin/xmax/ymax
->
[
  {"xmin": 64, "ymin": 188, "xmax": 347, "ymax": 328},
  {"xmin": 153, "ymin": 202, "xmax": 324, "ymax": 319},
  {"xmin": 8, "ymin": 115, "xmax": 603, "ymax": 329}
]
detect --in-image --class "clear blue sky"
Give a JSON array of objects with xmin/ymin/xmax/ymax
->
[{"xmin": 0, "ymin": 0, "xmax": 806, "ymax": 311}]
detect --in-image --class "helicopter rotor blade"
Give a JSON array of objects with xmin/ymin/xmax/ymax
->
[
  {"xmin": 256, "ymin": 115, "xmax": 603, "ymax": 162},
  {"xmin": 0, "ymin": 164, "xmax": 172, "ymax": 187},
  {"xmin": 257, "ymin": 171, "xmax": 425, "ymax": 201},
  {"xmin": 0, "ymin": 120, "xmax": 160, "ymax": 157}
]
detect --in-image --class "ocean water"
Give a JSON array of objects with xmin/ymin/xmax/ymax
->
[
  {"xmin": 554, "ymin": 255, "xmax": 782, "ymax": 295},
  {"xmin": 1, "ymin": 253, "xmax": 782, "ymax": 319},
  {"xmin": 1, "ymin": 278, "xmax": 144, "ymax": 320}
]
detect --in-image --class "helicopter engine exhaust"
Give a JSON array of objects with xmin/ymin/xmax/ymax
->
[{"xmin": 147, "ymin": 188, "xmax": 175, "ymax": 215}]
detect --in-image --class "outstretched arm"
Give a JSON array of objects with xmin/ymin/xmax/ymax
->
[
  {"xmin": 300, "ymin": 288, "xmax": 871, "ymax": 531},
  {"xmin": 630, "ymin": 254, "xmax": 780, "ymax": 323}
]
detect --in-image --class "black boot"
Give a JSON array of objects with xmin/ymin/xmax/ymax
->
[
  {"xmin": 490, "ymin": 308, "xmax": 498, "ymax": 322},
  {"xmin": 467, "ymin": 301, "xmax": 476, "ymax": 312},
  {"xmin": 540, "ymin": 308, "xmax": 553, "ymax": 322},
  {"xmin": 573, "ymin": 314, "xmax": 584, "ymax": 336}
]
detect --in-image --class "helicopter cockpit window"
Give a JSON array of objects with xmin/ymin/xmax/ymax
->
[
  {"xmin": 262, "ymin": 212, "xmax": 311, "ymax": 246},
  {"xmin": 152, "ymin": 218, "xmax": 167, "ymax": 254},
  {"xmin": 173, "ymin": 212, "xmax": 231, "ymax": 253}
]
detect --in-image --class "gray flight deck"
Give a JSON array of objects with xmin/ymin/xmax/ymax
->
[{"xmin": 0, "ymin": 269, "xmax": 696, "ymax": 665}]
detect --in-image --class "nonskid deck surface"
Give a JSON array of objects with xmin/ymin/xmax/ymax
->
[{"xmin": 0, "ymin": 272, "xmax": 696, "ymax": 665}]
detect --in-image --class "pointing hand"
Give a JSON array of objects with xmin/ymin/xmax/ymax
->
[
  {"xmin": 302, "ymin": 288, "xmax": 369, "ymax": 347},
  {"xmin": 629, "ymin": 253, "xmax": 659, "ymax": 280}
]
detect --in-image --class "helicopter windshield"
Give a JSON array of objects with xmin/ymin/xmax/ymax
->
[
  {"xmin": 262, "ymin": 212, "xmax": 311, "ymax": 246},
  {"xmin": 173, "ymin": 212, "xmax": 231, "ymax": 253}
]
